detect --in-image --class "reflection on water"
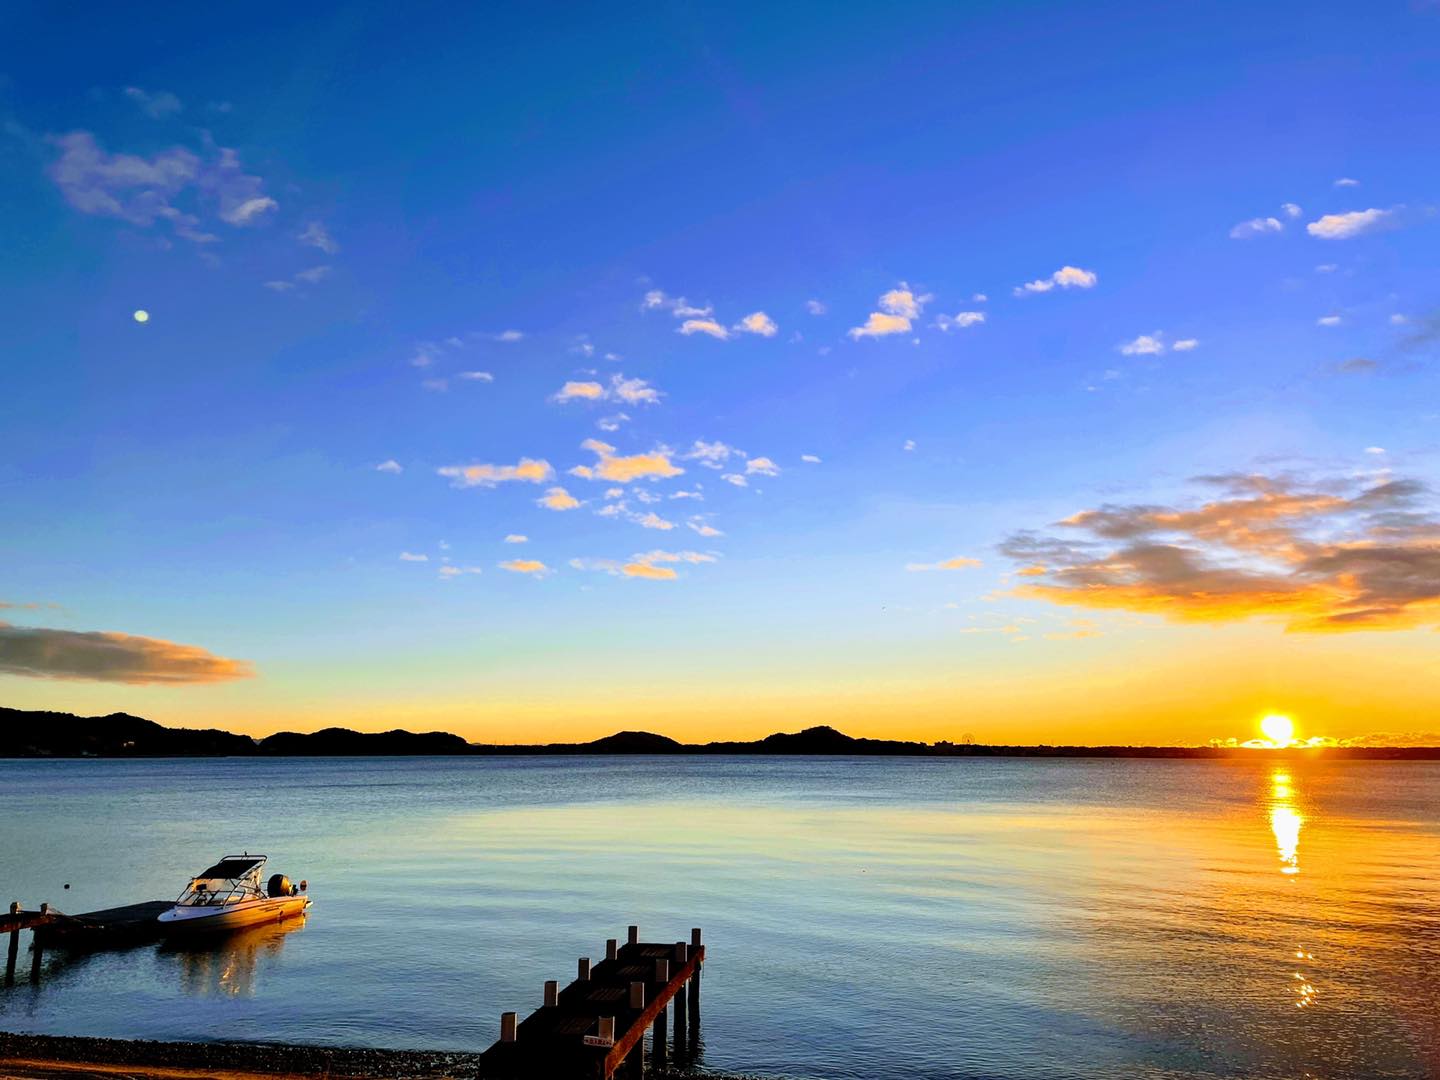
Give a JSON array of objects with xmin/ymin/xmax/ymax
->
[
  {"xmin": 162, "ymin": 916, "xmax": 306, "ymax": 998},
  {"xmin": 1267, "ymin": 769, "xmax": 1318, "ymax": 1012}
]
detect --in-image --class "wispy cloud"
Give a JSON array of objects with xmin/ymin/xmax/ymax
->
[
  {"xmin": 437, "ymin": 458, "xmax": 554, "ymax": 488},
  {"xmin": 0, "ymin": 622, "xmax": 252, "ymax": 684},
  {"xmin": 553, "ymin": 380, "xmax": 606, "ymax": 402},
  {"xmin": 934, "ymin": 311, "xmax": 985, "ymax": 332},
  {"xmin": 801, "ymin": 454, "xmax": 822, "ymax": 464},
  {"xmin": 399, "ymin": 551, "xmax": 428, "ymax": 562},
  {"xmin": 1229, "ymin": 216, "xmax": 1284, "ymax": 239},
  {"xmin": 746, "ymin": 456, "xmax": 780, "ymax": 476},
  {"xmin": 678, "ymin": 318, "xmax": 730, "ymax": 339},
  {"xmin": 1012, "ymin": 266, "xmax": 1098, "ymax": 295},
  {"xmin": 376, "ymin": 459, "xmax": 403, "ymax": 474},
  {"xmin": 499, "ymin": 559, "xmax": 550, "ymax": 577},
  {"xmin": 733, "ymin": 311, "xmax": 779, "ymax": 337},
  {"xmin": 123, "ymin": 87, "xmax": 183, "ymax": 118},
  {"xmin": 298, "ymin": 221, "xmax": 339, "ymax": 254},
  {"xmin": 504, "ymin": 534, "xmax": 528, "ymax": 544},
  {"xmin": 848, "ymin": 284, "xmax": 933, "ymax": 340},
  {"xmin": 538, "ymin": 486, "xmax": 582, "ymax": 511},
  {"xmin": 805, "ymin": 299, "xmax": 827, "ymax": 315},
  {"xmin": 905, "ymin": 556, "xmax": 982, "ymax": 571},
  {"xmin": 1334, "ymin": 177, "xmax": 1361, "ymax": 187}
]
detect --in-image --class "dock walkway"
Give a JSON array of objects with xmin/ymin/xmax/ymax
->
[
  {"xmin": 479, "ymin": 925, "xmax": 704, "ymax": 1079},
  {"xmin": 2, "ymin": 899, "xmax": 171, "ymax": 985}
]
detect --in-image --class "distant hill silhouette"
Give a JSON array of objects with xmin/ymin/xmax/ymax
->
[{"xmin": 2, "ymin": 707, "xmax": 1436, "ymax": 759}]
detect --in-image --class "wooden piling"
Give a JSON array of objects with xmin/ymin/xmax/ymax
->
[
  {"xmin": 651, "ymin": 1005, "xmax": 667, "ymax": 1068},
  {"xmin": 5, "ymin": 902, "xmax": 18, "ymax": 987},
  {"xmin": 605, "ymin": 938, "xmax": 617, "ymax": 961},
  {"xmin": 578, "ymin": 956, "xmax": 591, "ymax": 982},
  {"xmin": 500, "ymin": 1012, "xmax": 518, "ymax": 1043},
  {"xmin": 627, "ymin": 924, "xmax": 638, "ymax": 946},
  {"xmin": 543, "ymin": 979, "xmax": 558, "ymax": 1007}
]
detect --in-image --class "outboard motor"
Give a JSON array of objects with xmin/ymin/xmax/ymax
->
[{"xmin": 268, "ymin": 873, "xmax": 292, "ymax": 898}]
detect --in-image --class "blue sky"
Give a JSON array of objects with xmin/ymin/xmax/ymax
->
[{"xmin": 3, "ymin": 2, "xmax": 1440, "ymax": 743}]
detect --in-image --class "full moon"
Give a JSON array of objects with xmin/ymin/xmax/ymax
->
[
  {"xmin": 133, "ymin": 310, "xmax": 149, "ymax": 323},
  {"xmin": 1260, "ymin": 713, "xmax": 1295, "ymax": 746}
]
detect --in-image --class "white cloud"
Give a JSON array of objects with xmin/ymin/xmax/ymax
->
[
  {"xmin": 643, "ymin": 290, "xmax": 713, "ymax": 318},
  {"xmin": 1334, "ymin": 177, "xmax": 1360, "ymax": 187},
  {"xmin": 879, "ymin": 287, "xmax": 932, "ymax": 319},
  {"xmin": 294, "ymin": 265, "xmax": 330, "ymax": 283},
  {"xmin": 438, "ymin": 458, "xmax": 553, "ymax": 488},
  {"xmin": 734, "ymin": 311, "xmax": 778, "ymax": 337},
  {"xmin": 123, "ymin": 87, "xmax": 183, "ymax": 118},
  {"xmin": 298, "ymin": 221, "xmax": 339, "ymax": 254},
  {"xmin": 438, "ymin": 565, "xmax": 483, "ymax": 579},
  {"xmin": 399, "ymin": 551, "xmax": 428, "ymax": 562},
  {"xmin": 722, "ymin": 473, "xmax": 748, "ymax": 487},
  {"xmin": 609, "ymin": 375, "xmax": 661, "ymax": 405},
  {"xmin": 635, "ymin": 511, "xmax": 676, "ymax": 530},
  {"xmin": 493, "ymin": 330, "xmax": 525, "ymax": 342},
  {"xmin": 1365, "ymin": 446, "xmax": 1386, "ymax": 455},
  {"xmin": 1013, "ymin": 265, "xmax": 1098, "ymax": 295},
  {"xmin": 1119, "ymin": 332, "xmax": 1166, "ymax": 356},
  {"xmin": 801, "ymin": 454, "xmax": 822, "ymax": 464},
  {"xmin": 1390, "ymin": 313, "xmax": 1408, "ymax": 325},
  {"xmin": 376, "ymin": 459, "xmax": 403, "ymax": 474},
  {"xmin": 934, "ymin": 311, "xmax": 985, "ymax": 332},
  {"xmin": 222, "ymin": 195, "xmax": 279, "ymax": 226},
  {"xmin": 597, "ymin": 413, "xmax": 629, "ymax": 432},
  {"xmin": 1315, "ymin": 263, "xmax": 1338, "ymax": 273},
  {"xmin": 903, "ymin": 439, "xmax": 916, "ymax": 451},
  {"xmin": 457, "ymin": 370, "xmax": 494, "ymax": 382},
  {"xmin": 1307, "ymin": 207, "xmax": 1393, "ymax": 239},
  {"xmin": 687, "ymin": 518, "xmax": 723, "ymax": 537},
  {"xmin": 538, "ymin": 486, "xmax": 582, "ymax": 511},
  {"xmin": 1281, "ymin": 202, "xmax": 1303, "ymax": 219},
  {"xmin": 1317, "ymin": 315, "xmax": 1342, "ymax": 327},
  {"xmin": 745, "ymin": 456, "xmax": 780, "ymax": 476},
  {"xmin": 499, "ymin": 559, "xmax": 550, "ymax": 577},
  {"xmin": 678, "ymin": 318, "xmax": 730, "ymax": 339},
  {"xmin": 1171, "ymin": 338, "xmax": 1199, "ymax": 352},
  {"xmin": 684, "ymin": 440, "xmax": 740, "ymax": 469},
  {"xmin": 805, "ymin": 299, "xmax": 827, "ymax": 315},
  {"xmin": 1229, "ymin": 216, "xmax": 1284, "ymax": 239},
  {"xmin": 973, "ymin": 293, "xmax": 988, "ymax": 302},
  {"xmin": 504, "ymin": 534, "xmax": 528, "ymax": 544}
]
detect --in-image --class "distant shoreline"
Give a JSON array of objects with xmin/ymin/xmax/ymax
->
[{"xmin": 4, "ymin": 707, "xmax": 1438, "ymax": 760}]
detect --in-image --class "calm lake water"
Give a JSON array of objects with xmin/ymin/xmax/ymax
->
[{"xmin": 1, "ymin": 756, "xmax": 1437, "ymax": 1079}]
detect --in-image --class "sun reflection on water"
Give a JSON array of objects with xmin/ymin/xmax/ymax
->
[{"xmin": 1268, "ymin": 768, "xmax": 1318, "ymax": 1011}]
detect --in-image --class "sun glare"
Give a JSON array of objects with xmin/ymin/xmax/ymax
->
[{"xmin": 1260, "ymin": 714, "xmax": 1295, "ymax": 747}]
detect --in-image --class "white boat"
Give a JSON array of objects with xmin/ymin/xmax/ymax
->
[{"xmin": 157, "ymin": 853, "xmax": 310, "ymax": 935}]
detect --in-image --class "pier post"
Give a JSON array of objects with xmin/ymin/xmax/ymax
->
[
  {"xmin": 673, "ymin": 942, "xmax": 690, "ymax": 1053},
  {"xmin": 543, "ymin": 979, "xmax": 558, "ymax": 1007},
  {"xmin": 605, "ymin": 938, "xmax": 617, "ymax": 961},
  {"xmin": 578, "ymin": 956, "xmax": 591, "ymax": 982},
  {"xmin": 629, "ymin": 981, "xmax": 644, "ymax": 1010},
  {"xmin": 627, "ymin": 924, "xmax": 638, "ymax": 946},
  {"xmin": 500, "ymin": 1012, "xmax": 517, "ymax": 1043},
  {"xmin": 688, "ymin": 928, "xmax": 702, "ymax": 1029},
  {"xmin": 5, "ymin": 902, "xmax": 18, "ymax": 987},
  {"xmin": 28, "ymin": 905, "xmax": 46, "ymax": 984},
  {"xmin": 651, "ymin": 1005, "xmax": 667, "ymax": 1069}
]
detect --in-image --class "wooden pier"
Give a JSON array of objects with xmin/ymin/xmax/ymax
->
[
  {"xmin": 479, "ymin": 925, "xmax": 704, "ymax": 1079},
  {"xmin": 2, "ymin": 899, "xmax": 172, "ymax": 985}
]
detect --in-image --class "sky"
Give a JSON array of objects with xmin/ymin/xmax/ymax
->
[{"xmin": 3, "ymin": 1, "xmax": 1440, "ymax": 746}]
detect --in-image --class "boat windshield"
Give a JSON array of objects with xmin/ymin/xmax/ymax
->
[{"xmin": 175, "ymin": 854, "xmax": 267, "ymax": 906}]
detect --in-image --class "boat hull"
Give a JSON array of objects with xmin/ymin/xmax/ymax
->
[{"xmin": 157, "ymin": 895, "xmax": 310, "ymax": 935}]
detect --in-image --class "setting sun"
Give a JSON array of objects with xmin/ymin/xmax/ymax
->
[{"xmin": 1261, "ymin": 714, "xmax": 1296, "ymax": 747}]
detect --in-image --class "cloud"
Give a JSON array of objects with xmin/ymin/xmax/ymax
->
[
  {"xmin": 492, "ymin": 330, "xmax": 525, "ymax": 342},
  {"xmin": 735, "ymin": 311, "xmax": 778, "ymax": 337},
  {"xmin": 622, "ymin": 561, "xmax": 677, "ymax": 580},
  {"xmin": 1336, "ymin": 357, "xmax": 1378, "ymax": 374},
  {"xmin": 722, "ymin": 473, "xmax": 748, "ymax": 487},
  {"xmin": 457, "ymin": 370, "xmax": 494, "ymax": 382},
  {"xmin": 934, "ymin": 311, "xmax": 985, "ymax": 332},
  {"xmin": 903, "ymin": 439, "xmax": 916, "ymax": 451},
  {"xmin": 1002, "ymin": 471, "xmax": 1440, "ymax": 631},
  {"xmin": 635, "ymin": 511, "xmax": 676, "ymax": 530},
  {"xmin": 553, "ymin": 380, "xmax": 606, "ymax": 402},
  {"xmin": 1013, "ymin": 265, "xmax": 1098, "ymax": 295},
  {"xmin": 1119, "ymin": 333, "xmax": 1166, "ymax": 356},
  {"xmin": 1230, "ymin": 216, "xmax": 1284, "ymax": 239},
  {"xmin": 879, "ymin": 287, "xmax": 931, "ymax": 319},
  {"xmin": 1334, "ymin": 177, "xmax": 1360, "ymax": 187},
  {"xmin": 223, "ymin": 195, "xmax": 278, "ymax": 225},
  {"xmin": 848, "ymin": 312, "xmax": 912, "ymax": 339},
  {"xmin": 642, "ymin": 290, "xmax": 713, "ymax": 318},
  {"xmin": 805, "ymin": 299, "xmax": 827, "ymax": 315},
  {"xmin": 624, "ymin": 549, "xmax": 717, "ymax": 578},
  {"xmin": 499, "ymin": 559, "xmax": 550, "ymax": 576},
  {"xmin": 801, "ymin": 454, "xmax": 822, "ymax": 464},
  {"xmin": 1281, "ymin": 202, "xmax": 1303, "ymax": 219},
  {"xmin": 1317, "ymin": 315, "xmax": 1342, "ymax": 327},
  {"xmin": 538, "ymin": 486, "xmax": 581, "ymax": 511},
  {"xmin": 688, "ymin": 518, "xmax": 723, "ymax": 537},
  {"xmin": 298, "ymin": 222, "xmax": 339, "ymax": 254},
  {"xmin": 504, "ymin": 534, "xmax": 528, "ymax": 544},
  {"xmin": 597, "ymin": 414, "xmax": 628, "ymax": 432},
  {"xmin": 123, "ymin": 87, "xmax": 183, "ymax": 118},
  {"xmin": 1172, "ymin": 338, "xmax": 1199, "ymax": 352},
  {"xmin": 746, "ymin": 456, "xmax": 780, "ymax": 476},
  {"xmin": 609, "ymin": 376, "xmax": 660, "ymax": 405},
  {"xmin": 46, "ymin": 132, "xmax": 215, "ymax": 243},
  {"xmin": 905, "ymin": 556, "xmax": 983, "ymax": 572},
  {"xmin": 0, "ymin": 622, "xmax": 252, "ymax": 684},
  {"xmin": 437, "ymin": 565, "xmax": 483, "ymax": 579},
  {"xmin": 438, "ymin": 458, "xmax": 554, "ymax": 488},
  {"xmin": 678, "ymin": 318, "xmax": 730, "ymax": 339},
  {"xmin": 399, "ymin": 551, "xmax": 428, "ymax": 562},
  {"xmin": 1307, "ymin": 208, "xmax": 1394, "ymax": 239},
  {"xmin": 376, "ymin": 459, "xmax": 403, "ymax": 474},
  {"xmin": 264, "ymin": 264, "xmax": 331, "ymax": 292},
  {"xmin": 576, "ymin": 439, "xmax": 684, "ymax": 483},
  {"xmin": 1390, "ymin": 313, "xmax": 1408, "ymax": 326}
]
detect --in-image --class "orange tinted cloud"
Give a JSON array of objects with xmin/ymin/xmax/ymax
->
[
  {"xmin": 576, "ymin": 439, "xmax": 684, "ymax": 483},
  {"xmin": 437, "ymin": 458, "xmax": 553, "ymax": 487},
  {"xmin": 0, "ymin": 622, "xmax": 253, "ymax": 684},
  {"xmin": 1005, "ymin": 473, "xmax": 1440, "ymax": 630}
]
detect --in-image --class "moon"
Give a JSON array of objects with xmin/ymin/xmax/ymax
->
[{"xmin": 133, "ymin": 310, "xmax": 149, "ymax": 323}]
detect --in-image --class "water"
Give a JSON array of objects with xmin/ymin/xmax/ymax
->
[{"xmin": 1, "ymin": 756, "xmax": 1437, "ymax": 1079}]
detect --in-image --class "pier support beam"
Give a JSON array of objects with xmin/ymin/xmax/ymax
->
[
  {"xmin": 5, "ymin": 902, "xmax": 18, "ymax": 987},
  {"xmin": 500, "ymin": 1012, "xmax": 517, "ymax": 1043},
  {"xmin": 651, "ymin": 1005, "xmax": 667, "ymax": 1069}
]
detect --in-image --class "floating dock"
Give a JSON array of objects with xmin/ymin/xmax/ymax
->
[{"xmin": 479, "ymin": 925, "xmax": 704, "ymax": 1079}]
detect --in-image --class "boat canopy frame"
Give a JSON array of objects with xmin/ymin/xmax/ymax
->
[{"xmin": 176, "ymin": 853, "xmax": 270, "ymax": 907}]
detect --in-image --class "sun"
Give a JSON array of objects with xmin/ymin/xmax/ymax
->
[{"xmin": 1260, "ymin": 713, "xmax": 1295, "ymax": 747}]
